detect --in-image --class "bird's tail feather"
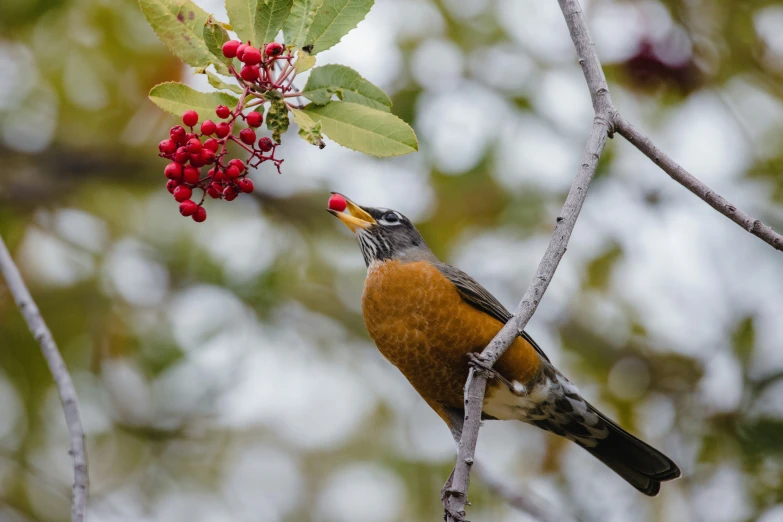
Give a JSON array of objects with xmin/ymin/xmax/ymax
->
[{"xmin": 577, "ymin": 403, "xmax": 680, "ymax": 496}]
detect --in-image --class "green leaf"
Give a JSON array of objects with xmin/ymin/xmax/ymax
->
[
  {"xmin": 265, "ymin": 90, "xmax": 289, "ymax": 143},
  {"xmin": 733, "ymin": 316, "xmax": 755, "ymax": 368},
  {"xmin": 139, "ymin": 0, "xmax": 228, "ymax": 74},
  {"xmin": 205, "ymin": 71, "xmax": 244, "ymax": 94},
  {"xmin": 303, "ymin": 101, "xmax": 417, "ymax": 157},
  {"xmin": 149, "ymin": 82, "xmax": 239, "ymax": 117},
  {"xmin": 284, "ymin": 0, "xmax": 323, "ymax": 47},
  {"xmin": 301, "ymin": 64, "xmax": 390, "ymax": 111},
  {"xmin": 203, "ymin": 16, "xmax": 231, "ymax": 66},
  {"xmin": 304, "ymin": 0, "xmax": 373, "ymax": 54},
  {"xmin": 293, "ymin": 49, "xmax": 316, "ymax": 73},
  {"xmin": 226, "ymin": 0, "xmax": 293, "ymax": 46},
  {"xmin": 291, "ymin": 109, "xmax": 325, "ymax": 148}
]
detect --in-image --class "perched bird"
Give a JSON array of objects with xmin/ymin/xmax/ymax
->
[{"xmin": 328, "ymin": 194, "xmax": 681, "ymax": 496}]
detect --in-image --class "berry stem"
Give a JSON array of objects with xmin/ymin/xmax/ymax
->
[{"xmin": 283, "ymin": 91, "xmax": 304, "ymax": 98}]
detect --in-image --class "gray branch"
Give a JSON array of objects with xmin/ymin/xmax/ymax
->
[
  {"xmin": 444, "ymin": 0, "xmax": 783, "ymax": 519},
  {"xmin": 0, "ymin": 237, "xmax": 89, "ymax": 522}
]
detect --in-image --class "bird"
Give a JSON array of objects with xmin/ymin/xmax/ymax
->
[{"xmin": 327, "ymin": 194, "xmax": 681, "ymax": 497}]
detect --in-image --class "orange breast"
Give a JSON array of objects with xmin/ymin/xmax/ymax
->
[{"xmin": 362, "ymin": 260, "xmax": 542, "ymax": 411}]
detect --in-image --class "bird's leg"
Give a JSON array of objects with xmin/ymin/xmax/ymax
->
[
  {"xmin": 466, "ymin": 352, "xmax": 527, "ymax": 397},
  {"xmin": 441, "ymin": 467, "xmax": 470, "ymax": 522}
]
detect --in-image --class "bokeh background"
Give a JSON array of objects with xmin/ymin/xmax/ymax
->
[{"xmin": 2, "ymin": 0, "xmax": 783, "ymax": 521}]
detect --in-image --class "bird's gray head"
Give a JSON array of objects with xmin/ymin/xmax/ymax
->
[{"xmin": 327, "ymin": 194, "xmax": 434, "ymax": 266}]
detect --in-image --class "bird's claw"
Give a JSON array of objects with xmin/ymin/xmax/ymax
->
[{"xmin": 466, "ymin": 352, "xmax": 525, "ymax": 396}]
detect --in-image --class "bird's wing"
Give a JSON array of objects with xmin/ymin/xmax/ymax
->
[{"xmin": 434, "ymin": 263, "xmax": 550, "ymax": 363}]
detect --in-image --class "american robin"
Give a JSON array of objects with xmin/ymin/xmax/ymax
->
[{"xmin": 328, "ymin": 194, "xmax": 681, "ymax": 496}]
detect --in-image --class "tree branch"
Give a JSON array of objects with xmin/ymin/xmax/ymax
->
[
  {"xmin": 0, "ymin": 237, "xmax": 89, "ymax": 522},
  {"xmin": 614, "ymin": 114, "xmax": 783, "ymax": 251},
  {"xmin": 446, "ymin": 0, "xmax": 783, "ymax": 519}
]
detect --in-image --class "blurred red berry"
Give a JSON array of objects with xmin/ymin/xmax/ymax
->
[
  {"xmin": 246, "ymin": 111, "xmax": 263, "ymax": 127},
  {"xmin": 215, "ymin": 122, "xmax": 231, "ymax": 138},
  {"xmin": 203, "ymin": 138, "xmax": 219, "ymax": 152},
  {"xmin": 200, "ymin": 120, "xmax": 217, "ymax": 135},
  {"xmin": 179, "ymin": 200, "xmax": 198, "ymax": 216},
  {"xmin": 192, "ymin": 206, "xmax": 207, "ymax": 222},
  {"xmin": 241, "ymin": 46, "xmax": 261, "ymax": 65},
  {"xmin": 166, "ymin": 179, "xmax": 180, "ymax": 194},
  {"xmin": 258, "ymin": 137, "xmax": 273, "ymax": 152},
  {"xmin": 228, "ymin": 158, "xmax": 246, "ymax": 173},
  {"xmin": 159, "ymin": 139, "xmax": 177, "ymax": 155},
  {"xmin": 265, "ymin": 42, "xmax": 284, "ymax": 57},
  {"xmin": 236, "ymin": 43, "xmax": 248, "ymax": 60},
  {"xmin": 200, "ymin": 148, "xmax": 215, "ymax": 164},
  {"xmin": 239, "ymin": 128, "xmax": 256, "ymax": 145},
  {"xmin": 174, "ymin": 147, "xmax": 189, "ymax": 164},
  {"xmin": 207, "ymin": 184, "xmax": 222, "ymax": 198},
  {"xmin": 222, "ymin": 40, "xmax": 241, "ymax": 58},
  {"xmin": 238, "ymin": 178, "xmax": 254, "ymax": 193},
  {"xmin": 186, "ymin": 138, "xmax": 202, "ymax": 154},
  {"xmin": 182, "ymin": 110, "xmax": 198, "ymax": 127},
  {"xmin": 216, "ymin": 105, "xmax": 231, "ymax": 119},
  {"xmin": 223, "ymin": 186, "xmax": 238, "ymax": 201},
  {"xmin": 173, "ymin": 185, "xmax": 192, "ymax": 202},
  {"xmin": 183, "ymin": 165, "xmax": 200, "ymax": 184},
  {"xmin": 189, "ymin": 153, "xmax": 205, "ymax": 167},
  {"xmin": 327, "ymin": 193, "xmax": 347, "ymax": 212},
  {"xmin": 226, "ymin": 165, "xmax": 241, "ymax": 179},
  {"xmin": 170, "ymin": 125, "xmax": 187, "ymax": 144},
  {"xmin": 241, "ymin": 65, "xmax": 260, "ymax": 82},
  {"xmin": 164, "ymin": 162, "xmax": 183, "ymax": 180}
]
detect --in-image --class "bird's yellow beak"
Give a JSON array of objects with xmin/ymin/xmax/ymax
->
[{"xmin": 327, "ymin": 194, "xmax": 376, "ymax": 232}]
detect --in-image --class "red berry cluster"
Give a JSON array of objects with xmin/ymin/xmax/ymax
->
[{"xmin": 157, "ymin": 39, "xmax": 297, "ymax": 222}]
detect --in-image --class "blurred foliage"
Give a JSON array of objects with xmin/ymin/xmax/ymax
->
[{"xmin": 1, "ymin": 0, "xmax": 783, "ymax": 521}]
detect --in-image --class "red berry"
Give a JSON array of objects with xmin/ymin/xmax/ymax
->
[
  {"xmin": 246, "ymin": 111, "xmax": 263, "ymax": 127},
  {"xmin": 258, "ymin": 136, "xmax": 273, "ymax": 152},
  {"xmin": 179, "ymin": 200, "xmax": 198, "ymax": 216},
  {"xmin": 212, "ymin": 168, "xmax": 225, "ymax": 182},
  {"xmin": 240, "ymin": 65, "xmax": 260, "ymax": 82},
  {"xmin": 183, "ymin": 165, "xmax": 200, "ymax": 184},
  {"xmin": 222, "ymin": 40, "xmax": 241, "ymax": 58},
  {"xmin": 241, "ymin": 46, "xmax": 261, "ymax": 65},
  {"xmin": 170, "ymin": 125, "xmax": 187, "ymax": 144},
  {"xmin": 166, "ymin": 179, "xmax": 180, "ymax": 194},
  {"xmin": 201, "ymin": 120, "xmax": 217, "ymax": 136},
  {"xmin": 228, "ymin": 158, "xmax": 246, "ymax": 173},
  {"xmin": 207, "ymin": 184, "xmax": 221, "ymax": 198},
  {"xmin": 159, "ymin": 139, "xmax": 177, "ymax": 154},
  {"xmin": 223, "ymin": 186, "xmax": 238, "ymax": 201},
  {"xmin": 239, "ymin": 128, "xmax": 256, "ymax": 145},
  {"xmin": 174, "ymin": 147, "xmax": 189, "ymax": 164},
  {"xmin": 216, "ymin": 122, "xmax": 231, "ymax": 138},
  {"xmin": 236, "ymin": 43, "xmax": 248, "ymax": 60},
  {"xmin": 182, "ymin": 110, "xmax": 198, "ymax": 127},
  {"xmin": 200, "ymin": 148, "xmax": 215, "ymax": 164},
  {"xmin": 186, "ymin": 138, "xmax": 202, "ymax": 154},
  {"xmin": 164, "ymin": 162, "xmax": 183, "ymax": 180},
  {"xmin": 189, "ymin": 153, "xmax": 205, "ymax": 168},
  {"xmin": 192, "ymin": 206, "xmax": 207, "ymax": 222},
  {"xmin": 265, "ymin": 42, "xmax": 284, "ymax": 57},
  {"xmin": 238, "ymin": 178, "xmax": 254, "ymax": 193},
  {"xmin": 226, "ymin": 165, "xmax": 241, "ymax": 179},
  {"xmin": 203, "ymin": 138, "xmax": 219, "ymax": 152},
  {"xmin": 216, "ymin": 105, "xmax": 231, "ymax": 119},
  {"xmin": 173, "ymin": 185, "xmax": 192, "ymax": 202},
  {"xmin": 327, "ymin": 194, "xmax": 347, "ymax": 212}
]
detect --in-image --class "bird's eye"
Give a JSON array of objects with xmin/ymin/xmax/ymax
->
[{"xmin": 383, "ymin": 212, "xmax": 399, "ymax": 223}]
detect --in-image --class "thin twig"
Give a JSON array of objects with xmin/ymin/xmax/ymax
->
[
  {"xmin": 614, "ymin": 114, "xmax": 783, "ymax": 251},
  {"xmin": 0, "ymin": 237, "xmax": 88, "ymax": 521}
]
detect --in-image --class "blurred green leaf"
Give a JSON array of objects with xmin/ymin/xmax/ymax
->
[
  {"xmin": 149, "ymin": 82, "xmax": 239, "ymax": 117},
  {"xmin": 304, "ymin": 0, "xmax": 374, "ymax": 54},
  {"xmin": 284, "ymin": 0, "xmax": 324, "ymax": 47},
  {"xmin": 584, "ymin": 243, "xmax": 623, "ymax": 290},
  {"xmin": 203, "ymin": 16, "xmax": 232, "ymax": 66},
  {"xmin": 226, "ymin": 0, "xmax": 293, "ymax": 46},
  {"xmin": 733, "ymin": 315, "xmax": 755, "ymax": 369},
  {"xmin": 291, "ymin": 109, "xmax": 325, "ymax": 147},
  {"xmin": 302, "ymin": 64, "xmax": 391, "ymax": 111},
  {"xmin": 138, "ymin": 0, "xmax": 228, "ymax": 74},
  {"xmin": 204, "ymin": 71, "xmax": 243, "ymax": 94},
  {"xmin": 303, "ymin": 101, "xmax": 417, "ymax": 157}
]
